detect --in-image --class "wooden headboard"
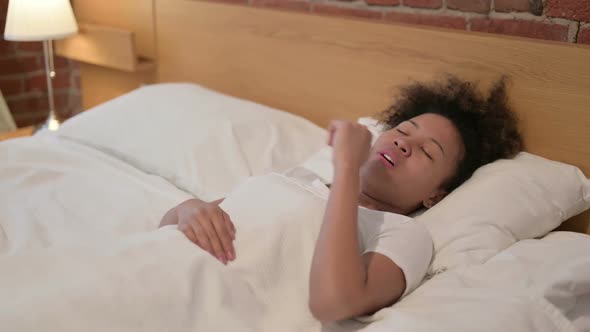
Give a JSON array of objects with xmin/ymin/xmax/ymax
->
[{"xmin": 65, "ymin": 0, "xmax": 590, "ymax": 233}]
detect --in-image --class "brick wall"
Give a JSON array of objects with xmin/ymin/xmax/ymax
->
[
  {"xmin": 229, "ymin": 0, "xmax": 590, "ymax": 43},
  {"xmin": 2, "ymin": 0, "xmax": 589, "ymax": 128},
  {"xmin": 0, "ymin": 0, "xmax": 81, "ymax": 128}
]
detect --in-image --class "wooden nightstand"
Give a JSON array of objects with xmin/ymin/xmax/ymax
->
[{"xmin": 0, "ymin": 126, "xmax": 35, "ymax": 142}]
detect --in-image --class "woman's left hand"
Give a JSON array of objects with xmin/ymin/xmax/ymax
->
[{"xmin": 327, "ymin": 120, "xmax": 372, "ymax": 173}]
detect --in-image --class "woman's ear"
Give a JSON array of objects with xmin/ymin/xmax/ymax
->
[{"xmin": 422, "ymin": 190, "xmax": 447, "ymax": 209}]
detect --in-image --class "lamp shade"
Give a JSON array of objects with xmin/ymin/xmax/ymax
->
[{"xmin": 4, "ymin": 0, "xmax": 78, "ymax": 41}]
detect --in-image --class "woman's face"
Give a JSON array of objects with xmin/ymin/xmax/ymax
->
[{"xmin": 360, "ymin": 113, "xmax": 465, "ymax": 214}]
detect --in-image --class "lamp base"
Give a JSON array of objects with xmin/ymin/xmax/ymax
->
[{"xmin": 36, "ymin": 110, "xmax": 61, "ymax": 133}]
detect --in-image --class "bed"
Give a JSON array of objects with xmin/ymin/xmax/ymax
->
[{"xmin": 2, "ymin": 0, "xmax": 590, "ymax": 331}]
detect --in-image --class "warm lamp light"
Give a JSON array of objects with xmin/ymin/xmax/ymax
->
[{"xmin": 4, "ymin": 0, "xmax": 79, "ymax": 131}]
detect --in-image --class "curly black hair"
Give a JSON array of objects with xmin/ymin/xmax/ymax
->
[{"xmin": 378, "ymin": 75, "xmax": 522, "ymax": 191}]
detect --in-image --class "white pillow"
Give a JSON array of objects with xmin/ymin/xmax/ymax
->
[
  {"xmin": 357, "ymin": 116, "xmax": 386, "ymax": 144},
  {"xmin": 420, "ymin": 152, "xmax": 590, "ymax": 274},
  {"xmin": 57, "ymin": 83, "xmax": 327, "ymax": 201},
  {"xmin": 303, "ymin": 117, "xmax": 590, "ymax": 274}
]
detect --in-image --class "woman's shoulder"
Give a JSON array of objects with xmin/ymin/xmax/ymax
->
[
  {"xmin": 360, "ymin": 209, "xmax": 433, "ymax": 243},
  {"xmin": 387, "ymin": 214, "xmax": 432, "ymax": 241}
]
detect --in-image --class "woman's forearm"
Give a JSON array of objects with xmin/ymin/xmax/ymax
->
[{"xmin": 309, "ymin": 167, "xmax": 367, "ymax": 320}]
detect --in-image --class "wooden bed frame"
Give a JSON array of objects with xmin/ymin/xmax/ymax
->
[{"xmin": 62, "ymin": 0, "xmax": 590, "ymax": 233}]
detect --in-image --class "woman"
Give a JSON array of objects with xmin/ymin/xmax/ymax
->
[{"xmin": 159, "ymin": 76, "xmax": 522, "ymax": 322}]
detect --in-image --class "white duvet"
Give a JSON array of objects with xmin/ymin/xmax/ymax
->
[{"xmin": 1, "ymin": 136, "xmax": 589, "ymax": 332}]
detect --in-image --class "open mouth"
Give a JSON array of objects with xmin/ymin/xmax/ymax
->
[{"xmin": 379, "ymin": 153, "xmax": 395, "ymax": 168}]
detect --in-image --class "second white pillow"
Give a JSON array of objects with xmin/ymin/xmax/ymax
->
[
  {"xmin": 58, "ymin": 83, "xmax": 327, "ymax": 201},
  {"xmin": 419, "ymin": 152, "xmax": 590, "ymax": 274}
]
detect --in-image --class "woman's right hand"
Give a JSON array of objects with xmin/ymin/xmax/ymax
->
[
  {"xmin": 327, "ymin": 119, "xmax": 372, "ymax": 174},
  {"xmin": 173, "ymin": 198, "xmax": 236, "ymax": 265}
]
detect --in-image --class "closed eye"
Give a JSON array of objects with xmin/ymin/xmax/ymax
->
[
  {"xmin": 422, "ymin": 147, "xmax": 433, "ymax": 160},
  {"xmin": 396, "ymin": 128, "xmax": 407, "ymax": 135}
]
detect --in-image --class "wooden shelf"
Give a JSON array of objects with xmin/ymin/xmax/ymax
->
[
  {"xmin": 0, "ymin": 126, "xmax": 34, "ymax": 142},
  {"xmin": 55, "ymin": 23, "xmax": 155, "ymax": 72},
  {"xmin": 136, "ymin": 57, "xmax": 155, "ymax": 72}
]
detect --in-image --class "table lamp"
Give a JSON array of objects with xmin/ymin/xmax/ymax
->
[{"xmin": 3, "ymin": 0, "xmax": 78, "ymax": 131}]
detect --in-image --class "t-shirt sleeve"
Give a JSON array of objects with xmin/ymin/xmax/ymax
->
[{"xmin": 362, "ymin": 219, "xmax": 433, "ymax": 298}]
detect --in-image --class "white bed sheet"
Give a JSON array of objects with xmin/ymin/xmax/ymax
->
[
  {"xmin": 0, "ymin": 135, "xmax": 191, "ymax": 254},
  {"xmin": 1, "ymin": 136, "xmax": 588, "ymax": 332},
  {"xmin": 353, "ymin": 231, "xmax": 590, "ymax": 332}
]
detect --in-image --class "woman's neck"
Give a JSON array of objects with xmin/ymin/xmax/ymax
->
[
  {"xmin": 326, "ymin": 183, "xmax": 407, "ymax": 215},
  {"xmin": 357, "ymin": 190, "xmax": 406, "ymax": 215}
]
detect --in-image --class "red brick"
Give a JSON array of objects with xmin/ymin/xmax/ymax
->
[
  {"xmin": 25, "ymin": 70, "xmax": 71, "ymax": 93},
  {"xmin": 50, "ymin": 70, "xmax": 72, "ymax": 89},
  {"xmin": 52, "ymin": 92, "xmax": 76, "ymax": 119},
  {"xmin": 74, "ymin": 75, "xmax": 81, "ymax": 89},
  {"xmin": 251, "ymin": 0, "xmax": 310, "ymax": 12},
  {"xmin": 207, "ymin": 0, "xmax": 248, "ymax": 4},
  {"xmin": 547, "ymin": 0, "xmax": 590, "ymax": 22},
  {"xmin": 57, "ymin": 110, "xmax": 72, "ymax": 119},
  {"xmin": 54, "ymin": 71, "xmax": 72, "ymax": 88},
  {"xmin": 25, "ymin": 74, "xmax": 49, "ymax": 93},
  {"xmin": 494, "ymin": 0, "xmax": 543, "ymax": 15},
  {"xmin": 312, "ymin": 4, "xmax": 382, "ymax": 19},
  {"xmin": 5, "ymin": 96, "xmax": 49, "ymax": 115},
  {"xmin": 6, "ymin": 93, "xmax": 71, "ymax": 120},
  {"xmin": 14, "ymin": 41, "xmax": 43, "ymax": 53},
  {"xmin": 0, "ymin": 0, "xmax": 7, "ymax": 20},
  {"xmin": 13, "ymin": 112, "xmax": 49, "ymax": 128},
  {"xmin": 70, "ymin": 60, "xmax": 80, "ymax": 71},
  {"xmin": 365, "ymin": 0, "xmax": 399, "ymax": 5},
  {"xmin": 0, "ymin": 77, "xmax": 22, "ymax": 96},
  {"xmin": 53, "ymin": 93, "xmax": 69, "ymax": 111},
  {"xmin": 578, "ymin": 26, "xmax": 590, "ymax": 45},
  {"xmin": 68, "ymin": 93, "xmax": 83, "ymax": 115},
  {"xmin": 471, "ymin": 18, "xmax": 570, "ymax": 42},
  {"xmin": 447, "ymin": 0, "xmax": 491, "ymax": 13},
  {"xmin": 0, "ymin": 39, "xmax": 14, "ymax": 54},
  {"xmin": 404, "ymin": 0, "xmax": 442, "ymax": 9},
  {"xmin": 383, "ymin": 12, "xmax": 466, "ymax": 30},
  {"xmin": 0, "ymin": 56, "xmax": 42, "ymax": 75},
  {"xmin": 494, "ymin": 0, "xmax": 528, "ymax": 12},
  {"xmin": 54, "ymin": 56, "xmax": 70, "ymax": 69},
  {"xmin": 70, "ymin": 108, "xmax": 82, "ymax": 117}
]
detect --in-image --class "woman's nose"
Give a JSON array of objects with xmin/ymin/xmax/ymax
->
[{"xmin": 394, "ymin": 138, "xmax": 412, "ymax": 157}]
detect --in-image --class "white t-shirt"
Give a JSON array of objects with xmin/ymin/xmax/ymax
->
[{"xmin": 283, "ymin": 167, "xmax": 433, "ymax": 297}]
